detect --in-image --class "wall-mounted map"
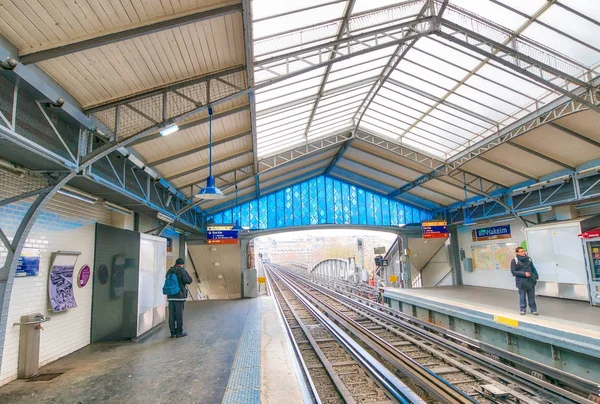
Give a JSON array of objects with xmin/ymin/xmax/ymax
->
[
  {"xmin": 493, "ymin": 243, "xmax": 518, "ymax": 270},
  {"xmin": 471, "ymin": 245, "xmax": 493, "ymax": 270}
]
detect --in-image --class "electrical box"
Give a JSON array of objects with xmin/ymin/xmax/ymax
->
[
  {"xmin": 243, "ymin": 268, "xmax": 258, "ymax": 298},
  {"xmin": 463, "ymin": 258, "xmax": 473, "ymax": 272}
]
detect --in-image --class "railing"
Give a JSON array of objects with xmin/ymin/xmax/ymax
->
[
  {"xmin": 434, "ymin": 268, "xmax": 455, "ymax": 287},
  {"xmin": 412, "ymin": 271, "xmax": 423, "ymax": 288}
]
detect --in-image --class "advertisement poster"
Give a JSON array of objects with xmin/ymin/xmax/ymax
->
[
  {"xmin": 16, "ymin": 248, "xmax": 41, "ymax": 277},
  {"xmin": 49, "ymin": 252, "xmax": 80, "ymax": 312}
]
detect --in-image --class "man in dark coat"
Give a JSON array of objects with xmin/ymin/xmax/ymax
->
[
  {"xmin": 167, "ymin": 258, "xmax": 193, "ymax": 338},
  {"xmin": 510, "ymin": 247, "xmax": 539, "ymax": 315}
]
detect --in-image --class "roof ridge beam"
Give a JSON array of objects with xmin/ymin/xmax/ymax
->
[
  {"xmin": 303, "ymin": 0, "xmax": 357, "ymax": 139},
  {"xmin": 19, "ymin": 3, "xmax": 243, "ymax": 64},
  {"xmin": 352, "ymin": 0, "xmax": 438, "ymax": 130}
]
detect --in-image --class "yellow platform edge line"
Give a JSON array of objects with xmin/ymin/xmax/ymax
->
[{"xmin": 494, "ymin": 315, "xmax": 519, "ymax": 327}]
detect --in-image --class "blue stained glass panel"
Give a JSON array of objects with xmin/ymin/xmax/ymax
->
[
  {"xmin": 325, "ymin": 177, "xmax": 334, "ymax": 223},
  {"xmin": 358, "ymin": 189, "xmax": 366, "ymax": 224},
  {"xmin": 341, "ymin": 182, "xmax": 350, "ymax": 223},
  {"xmin": 241, "ymin": 203, "xmax": 250, "ymax": 228},
  {"xmin": 366, "ymin": 192, "xmax": 374, "ymax": 225},
  {"xmin": 249, "ymin": 200, "xmax": 258, "ymax": 229},
  {"xmin": 207, "ymin": 176, "xmax": 431, "ymax": 230},
  {"xmin": 382, "ymin": 198, "xmax": 390, "ymax": 226},
  {"xmin": 317, "ymin": 177, "xmax": 326, "ymax": 224},
  {"xmin": 301, "ymin": 182, "xmax": 309, "ymax": 225},
  {"xmin": 350, "ymin": 185, "xmax": 358, "ymax": 224},
  {"xmin": 276, "ymin": 191, "xmax": 285, "ymax": 227},
  {"xmin": 284, "ymin": 188, "xmax": 293, "ymax": 227},
  {"xmin": 309, "ymin": 178, "xmax": 318, "ymax": 224},
  {"xmin": 333, "ymin": 180, "xmax": 342, "ymax": 224},
  {"xmin": 223, "ymin": 210, "xmax": 232, "ymax": 224},
  {"xmin": 267, "ymin": 194, "xmax": 277, "ymax": 228},
  {"xmin": 390, "ymin": 200, "xmax": 398, "ymax": 226},
  {"xmin": 258, "ymin": 198, "xmax": 267, "ymax": 229},
  {"xmin": 373, "ymin": 194, "xmax": 381, "ymax": 226}
]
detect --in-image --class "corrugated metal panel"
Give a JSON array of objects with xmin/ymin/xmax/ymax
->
[
  {"xmin": 261, "ymin": 162, "xmax": 328, "ymax": 190},
  {"xmin": 171, "ymin": 152, "xmax": 254, "ymax": 190},
  {"xmin": 131, "ymin": 109, "xmax": 250, "ymax": 162},
  {"xmin": 460, "ymin": 159, "xmax": 526, "ymax": 187},
  {"xmin": 352, "ymin": 140, "xmax": 434, "ymax": 174},
  {"xmin": 512, "ymin": 125, "xmax": 600, "ymax": 167},
  {"xmin": 556, "ymin": 111, "xmax": 600, "ymax": 143},
  {"xmin": 481, "ymin": 144, "xmax": 563, "ymax": 178},
  {"xmin": 0, "ymin": 0, "xmax": 239, "ymax": 52},
  {"xmin": 344, "ymin": 147, "xmax": 423, "ymax": 181},
  {"xmin": 337, "ymin": 159, "xmax": 408, "ymax": 189},
  {"xmin": 36, "ymin": 13, "xmax": 244, "ymax": 107},
  {"xmin": 407, "ymin": 187, "xmax": 454, "ymax": 206}
]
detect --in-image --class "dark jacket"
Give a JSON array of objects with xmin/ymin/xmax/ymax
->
[
  {"xmin": 166, "ymin": 265, "xmax": 193, "ymax": 300},
  {"xmin": 510, "ymin": 256, "xmax": 539, "ymax": 289}
]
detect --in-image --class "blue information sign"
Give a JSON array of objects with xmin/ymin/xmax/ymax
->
[
  {"xmin": 472, "ymin": 225, "xmax": 511, "ymax": 241},
  {"xmin": 16, "ymin": 249, "xmax": 41, "ymax": 277},
  {"xmin": 206, "ymin": 226, "xmax": 239, "ymax": 244},
  {"xmin": 422, "ymin": 220, "xmax": 448, "ymax": 239}
]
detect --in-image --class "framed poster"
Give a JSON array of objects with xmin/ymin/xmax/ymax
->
[{"xmin": 48, "ymin": 251, "xmax": 81, "ymax": 312}]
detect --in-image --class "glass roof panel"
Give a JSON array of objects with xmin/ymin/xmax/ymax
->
[
  {"xmin": 308, "ymin": 122, "xmax": 353, "ymax": 140},
  {"xmin": 557, "ymin": 0, "xmax": 600, "ymax": 23},
  {"xmin": 448, "ymin": 0, "xmax": 531, "ymax": 30},
  {"xmin": 252, "ymin": 0, "xmax": 599, "ymax": 161},
  {"xmin": 253, "ymin": 2, "xmax": 346, "ymax": 39},
  {"xmin": 521, "ymin": 22, "xmax": 600, "ymax": 67}
]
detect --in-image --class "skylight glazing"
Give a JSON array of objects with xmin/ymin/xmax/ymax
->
[{"xmin": 252, "ymin": 0, "xmax": 600, "ymax": 159}]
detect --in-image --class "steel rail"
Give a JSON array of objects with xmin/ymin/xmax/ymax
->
[
  {"xmin": 265, "ymin": 270, "xmax": 322, "ymax": 404},
  {"xmin": 268, "ymin": 266, "xmax": 424, "ymax": 403},
  {"xmin": 270, "ymin": 266, "xmax": 478, "ymax": 403},
  {"xmin": 296, "ymin": 269, "xmax": 599, "ymax": 404}
]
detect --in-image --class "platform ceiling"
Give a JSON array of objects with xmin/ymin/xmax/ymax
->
[{"xmin": 1, "ymin": 0, "xmax": 599, "ymax": 213}]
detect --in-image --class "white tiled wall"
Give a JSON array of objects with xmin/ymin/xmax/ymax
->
[
  {"xmin": 458, "ymin": 219, "xmax": 526, "ymax": 290},
  {"xmin": 0, "ymin": 174, "xmax": 110, "ymax": 386}
]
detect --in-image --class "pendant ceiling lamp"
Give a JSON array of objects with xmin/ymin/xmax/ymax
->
[
  {"xmin": 195, "ymin": 106, "xmax": 225, "ymax": 200},
  {"xmin": 232, "ymin": 171, "xmax": 243, "ymax": 231}
]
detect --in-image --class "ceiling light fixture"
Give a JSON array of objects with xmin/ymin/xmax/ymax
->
[
  {"xmin": 159, "ymin": 122, "xmax": 179, "ymax": 137},
  {"xmin": 195, "ymin": 106, "xmax": 225, "ymax": 200},
  {"xmin": 157, "ymin": 212, "xmax": 175, "ymax": 223},
  {"xmin": 104, "ymin": 201, "xmax": 132, "ymax": 215},
  {"xmin": 58, "ymin": 186, "xmax": 98, "ymax": 204}
]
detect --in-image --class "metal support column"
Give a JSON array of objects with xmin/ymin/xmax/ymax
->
[
  {"xmin": 449, "ymin": 228, "xmax": 462, "ymax": 285},
  {"xmin": 0, "ymin": 175, "xmax": 69, "ymax": 368}
]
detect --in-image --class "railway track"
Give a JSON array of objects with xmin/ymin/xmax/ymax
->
[{"xmin": 266, "ymin": 264, "xmax": 600, "ymax": 404}]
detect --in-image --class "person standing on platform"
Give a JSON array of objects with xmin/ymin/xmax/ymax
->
[
  {"xmin": 166, "ymin": 258, "xmax": 193, "ymax": 338},
  {"xmin": 510, "ymin": 247, "xmax": 539, "ymax": 316}
]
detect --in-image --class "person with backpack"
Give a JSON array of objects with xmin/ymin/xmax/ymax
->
[
  {"xmin": 163, "ymin": 258, "xmax": 193, "ymax": 338},
  {"xmin": 510, "ymin": 247, "xmax": 539, "ymax": 316}
]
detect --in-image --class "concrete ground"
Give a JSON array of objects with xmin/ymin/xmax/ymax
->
[{"xmin": 0, "ymin": 299, "xmax": 252, "ymax": 404}]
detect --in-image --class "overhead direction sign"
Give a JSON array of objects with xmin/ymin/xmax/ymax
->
[
  {"xmin": 422, "ymin": 220, "xmax": 448, "ymax": 239},
  {"xmin": 207, "ymin": 224, "xmax": 239, "ymax": 245}
]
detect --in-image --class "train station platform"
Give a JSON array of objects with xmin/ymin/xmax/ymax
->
[
  {"xmin": 383, "ymin": 285, "xmax": 600, "ymax": 382},
  {"xmin": 0, "ymin": 298, "xmax": 304, "ymax": 404}
]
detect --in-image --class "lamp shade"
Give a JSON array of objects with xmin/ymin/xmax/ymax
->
[{"xmin": 195, "ymin": 175, "xmax": 225, "ymax": 199}]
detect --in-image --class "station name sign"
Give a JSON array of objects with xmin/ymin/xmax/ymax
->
[
  {"xmin": 422, "ymin": 220, "xmax": 448, "ymax": 239},
  {"xmin": 207, "ymin": 225, "xmax": 239, "ymax": 245},
  {"xmin": 472, "ymin": 225, "xmax": 511, "ymax": 242}
]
